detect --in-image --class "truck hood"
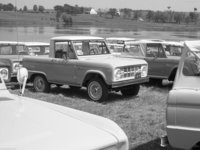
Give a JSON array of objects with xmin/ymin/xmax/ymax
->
[
  {"xmin": 0, "ymin": 55, "xmax": 22, "ymax": 62},
  {"xmin": 78, "ymin": 54, "xmax": 147, "ymax": 67},
  {"xmin": 0, "ymin": 91, "xmax": 128, "ymax": 150}
]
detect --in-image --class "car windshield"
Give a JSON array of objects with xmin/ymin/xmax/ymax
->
[
  {"xmin": 22, "ymin": 46, "xmax": 49, "ymax": 55},
  {"xmin": 72, "ymin": 40, "xmax": 110, "ymax": 56},
  {"xmin": 107, "ymin": 42, "xmax": 144, "ymax": 57}
]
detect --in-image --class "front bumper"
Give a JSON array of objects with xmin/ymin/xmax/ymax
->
[{"xmin": 111, "ymin": 77, "xmax": 149, "ymax": 88}]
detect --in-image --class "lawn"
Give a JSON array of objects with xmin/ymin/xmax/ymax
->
[{"xmin": 9, "ymin": 83, "xmax": 174, "ymax": 150}]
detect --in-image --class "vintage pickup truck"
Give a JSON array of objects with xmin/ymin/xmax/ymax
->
[
  {"xmin": 22, "ymin": 36, "xmax": 149, "ymax": 101},
  {"xmin": 161, "ymin": 40, "xmax": 200, "ymax": 150},
  {"xmin": 0, "ymin": 41, "xmax": 49, "ymax": 82},
  {"xmin": 0, "ymin": 69, "xmax": 129, "ymax": 150},
  {"xmin": 106, "ymin": 38, "xmax": 184, "ymax": 81}
]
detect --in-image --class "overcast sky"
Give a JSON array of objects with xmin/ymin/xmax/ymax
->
[{"xmin": 1, "ymin": 0, "xmax": 200, "ymax": 12}]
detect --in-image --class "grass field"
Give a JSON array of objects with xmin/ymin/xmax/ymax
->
[{"xmin": 9, "ymin": 82, "xmax": 175, "ymax": 150}]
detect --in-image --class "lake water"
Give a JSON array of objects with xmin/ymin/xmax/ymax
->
[{"xmin": 0, "ymin": 24, "xmax": 200, "ymax": 42}]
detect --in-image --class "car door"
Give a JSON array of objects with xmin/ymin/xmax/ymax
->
[{"xmin": 144, "ymin": 43, "xmax": 169, "ymax": 78}]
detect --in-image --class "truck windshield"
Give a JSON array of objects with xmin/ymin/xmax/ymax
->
[{"xmin": 72, "ymin": 40, "xmax": 110, "ymax": 56}]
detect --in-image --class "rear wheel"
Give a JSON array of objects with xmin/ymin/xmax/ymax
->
[
  {"xmin": 87, "ymin": 78, "xmax": 108, "ymax": 102},
  {"xmin": 33, "ymin": 75, "xmax": 50, "ymax": 92},
  {"xmin": 121, "ymin": 84, "xmax": 140, "ymax": 97}
]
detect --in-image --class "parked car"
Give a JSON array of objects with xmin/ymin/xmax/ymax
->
[
  {"xmin": 0, "ymin": 70, "xmax": 129, "ymax": 150},
  {"xmin": 0, "ymin": 41, "xmax": 49, "ymax": 82},
  {"xmin": 107, "ymin": 38, "xmax": 184, "ymax": 81},
  {"xmin": 161, "ymin": 40, "xmax": 200, "ymax": 149},
  {"xmin": 22, "ymin": 36, "xmax": 149, "ymax": 101}
]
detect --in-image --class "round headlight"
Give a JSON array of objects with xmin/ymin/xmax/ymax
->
[
  {"xmin": 13, "ymin": 62, "xmax": 20, "ymax": 72},
  {"xmin": 114, "ymin": 68, "xmax": 124, "ymax": 81},
  {"xmin": 141, "ymin": 65, "xmax": 148, "ymax": 77},
  {"xmin": 0, "ymin": 68, "xmax": 8, "ymax": 80}
]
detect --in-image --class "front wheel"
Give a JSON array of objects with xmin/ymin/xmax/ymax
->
[
  {"xmin": 87, "ymin": 78, "xmax": 108, "ymax": 102},
  {"xmin": 33, "ymin": 75, "xmax": 50, "ymax": 93},
  {"xmin": 121, "ymin": 84, "xmax": 140, "ymax": 97}
]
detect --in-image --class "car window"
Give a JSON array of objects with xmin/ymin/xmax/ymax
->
[
  {"xmin": 183, "ymin": 51, "xmax": 200, "ymax": 76},
  {"xmin": 123, "ymin": 44, "xmax": 144, "ymax": 56},
  {"xmin": 73, "ymin": 40, "xmax": 110, "ymax": 56},
  {"xmin": 146, "ymin": 44, "xmax": 165, "ymax": 58},
  {"xmin": 0, "ymin": 46, "xmax": 13, "ymax": 55},
  {"xmin": 164, "ymin": 45, "xmax": 183, "ymax": 56},
  {"xmin": 55, "ymin": 41, "xmax": 76, "ymax": 59}
]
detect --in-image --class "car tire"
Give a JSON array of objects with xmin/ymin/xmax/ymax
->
[
  {"xmin": 121, "ymin": 84, "xmax": 140, "ymax": 97},
  {"xmin": 87, "ymin": 78, "xmax": 108, "ymax": 102},
  {"xmin": 33, "ymin": 75, "xmax": 50, "ymax": 93}
]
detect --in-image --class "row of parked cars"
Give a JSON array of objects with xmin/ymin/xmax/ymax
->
[
  {"xmin": 0, "ymin": 36, "xmax": 184, "ymax": 101},
  {"xmin": 1, "ymin": 36, "xmax": 200, "ymax": 150}
]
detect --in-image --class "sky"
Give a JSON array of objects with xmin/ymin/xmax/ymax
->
[{"xmin": 1, "ymin": 0, "xmax": 200, "ymax": 12}]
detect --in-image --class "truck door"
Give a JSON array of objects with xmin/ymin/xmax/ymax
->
[
  {"xmin": 144, "ymin": 43, "xmax": 168, "ymax": 78},
  {"xmin": 49, "ymin": 41, "xmax": 77, "ymax": 85}
]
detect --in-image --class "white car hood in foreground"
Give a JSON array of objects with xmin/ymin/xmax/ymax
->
[
  {"xmin": 78, "ymin": 54, "xmax": 147, "ymax": 68},
  {"xmin": 0, "ymin": 90, "xmax": 128, "ymax": 150}
]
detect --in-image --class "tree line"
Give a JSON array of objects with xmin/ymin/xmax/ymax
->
[{"xmin": 0, "ymin": 3, "xmax": 45, "ymax": 13}]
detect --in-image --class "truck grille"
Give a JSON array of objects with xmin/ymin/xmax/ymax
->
[{"xmin": 122, "ymin": 65, "xmax": 141, "ymax": 79}]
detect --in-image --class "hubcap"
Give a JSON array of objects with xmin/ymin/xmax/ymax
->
[
  {"xmin": 88, "ymin": 81, "xmax": 102, "ymax": 101},
  {"xmin": 35, "ymin": 78, "xmax": 44, "ymax": 91}
]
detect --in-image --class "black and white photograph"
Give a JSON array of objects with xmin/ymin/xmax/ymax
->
[{"xmin": 0, "ymin": 0, "xmax": 200, "ymax": 150}]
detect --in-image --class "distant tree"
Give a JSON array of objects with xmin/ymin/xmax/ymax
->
[
  {"xmin": 146, "ymin": 10, "xmax": 154, "ymax": 21},
  {"xmin": 154, "ymin": 11, "xmax": 168, "ymax": 23},
  {"xmin": 33, "ymin": 5, "xmax": 38, "ymax": 12},
  {"xmin": 54, "ymin": 5, "xmax": 64, "ymax": 12},
  {"xmin": 38, "ymin": 5, "xmax": 45, "ymax": 12},
  {"xmin": 133, "ymin": 10, "xmax": 142, "ymax": 20},
  {"xmin": 23, "ymin": 5, "xmax": 28, "ymax": 12},
  {"xmin": 97, "ymin": 8, "xmax": 104, "ymax": 17},
  {"xmin": 189, "ymin": 12, "xmax": 199, "ymax": 23},
  {"xmin": 61, "ymin": 13, "xmax": 72, "ymax": 25},
  {"xmin": 2, "ymin": 3, "xmax": 15, "ymax": 11},
  {"xmin": 194, "ymin": 8, "xmax": 197, "ymax": 12},
  {"xmin": 107, "ymin": 8, "xmax": 117, "ymax": 18},
  {"xmin": 174, "ymin": 12, "xmax": 185, "ymax": 24},
  {"xmin": 185, "ymin": 16, "xmax": 190, "ymax": 24},
  {"xmin": 120, "ymin": 8, "xmax": 132, "ymax": 19}
]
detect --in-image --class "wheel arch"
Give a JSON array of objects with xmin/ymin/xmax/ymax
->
[
  {"xmin": 29, "ymin": 71, "xmax": 47, "ymax": 82},
  {"xmin": 82, "ymin": 71, "xmax": 108, "ymax": 87}
]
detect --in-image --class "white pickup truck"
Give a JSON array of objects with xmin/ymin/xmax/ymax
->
[{"xmin": 22, "ymin": 36, "xmax": 148, "ymax": 101}]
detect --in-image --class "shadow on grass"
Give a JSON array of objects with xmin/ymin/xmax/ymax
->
[{"xmin": 130, "ymin": 138, "xmax": 176, "ymax": 150}]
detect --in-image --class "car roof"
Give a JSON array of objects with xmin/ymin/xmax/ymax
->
[
  {"xmin": 0, "ymin": 41, "xmax": 24, "ymax": 45},
  {"xmin": 51, "ymin": 36, "xmax": 104, "ymax": 41},
  {"xmin": 0, "ymin": 41, "xmax": 49, "ymax": 46},
  {"xmin": 162, "ymin": 41, "xmax": 184, "ymax": 46},
  {"xmin": 21, "ymin": 42, "xmax": 49, "ymax": 46},
  {"xmin": 106, "ymin": 37, "xmax": 136, "ymax": 41}
]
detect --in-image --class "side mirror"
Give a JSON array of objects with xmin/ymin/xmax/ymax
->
[{"xmin": 17, "ymin": 67, "xmax": 28, "ymax": 95}]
